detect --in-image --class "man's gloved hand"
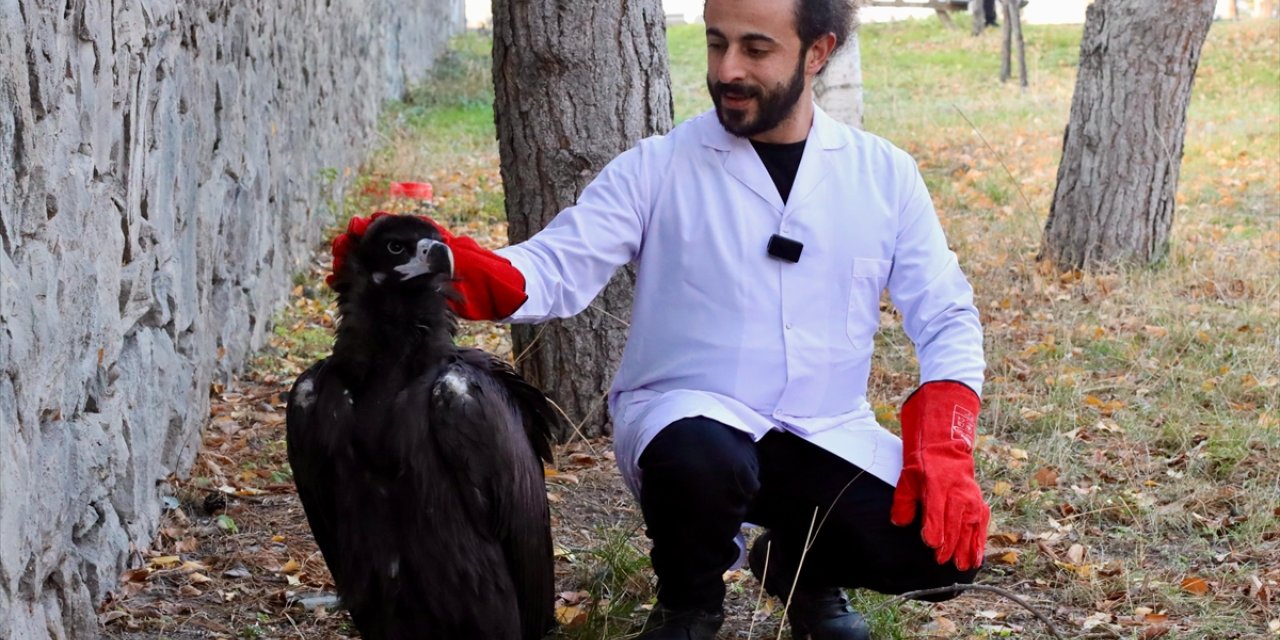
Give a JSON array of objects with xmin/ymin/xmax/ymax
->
[
  {"xmin": 890, "ymin": 380, "xmax": 990, "ymax": 571},
  {"xmin": 327, "ymin": 213, "xmax": 528, "ymax": 321}
]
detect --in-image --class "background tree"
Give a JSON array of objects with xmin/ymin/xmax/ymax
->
[
  {"xmin": 816, "ymin": 30, "xmax": 864, "ymax": 128},
  {"xmin": 1040, "ymin": 0, "xmax": 1216, "ymax": 271},
  {"xmin": 999, "ymin": 0, "xmax": 1026, "ymax": 88},
  {"xmin": 492, "ymin": 0, "xmax": 673, "ymax": 440}
]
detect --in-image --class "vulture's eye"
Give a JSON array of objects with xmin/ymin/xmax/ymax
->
[{"xmin": 387, "ymin": 241, "xmax": 406, "ymax": 255}]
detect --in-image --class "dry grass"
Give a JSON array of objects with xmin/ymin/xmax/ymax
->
[{"xmin": 101, "ymin": 16, "xmax": 1278, "ymax": 640}]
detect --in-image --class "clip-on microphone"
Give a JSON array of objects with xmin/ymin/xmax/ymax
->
[{"xmin": 767, "ymin": 234, "xmax": 804, "ymax": 263}]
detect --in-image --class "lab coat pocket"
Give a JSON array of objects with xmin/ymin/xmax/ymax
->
[{"xmin": 846, "ymin": 257, "xmax": 892, "ymax": 349}]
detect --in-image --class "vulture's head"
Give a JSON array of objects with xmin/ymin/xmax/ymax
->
[{"xmin": 330, "ymin": 214, "xmax": 454, "ymax": 294}]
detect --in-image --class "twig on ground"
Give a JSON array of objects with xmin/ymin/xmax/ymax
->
[{"xmin": 870, "ymin": 583, "xmax": 1065, "ymax": 639}]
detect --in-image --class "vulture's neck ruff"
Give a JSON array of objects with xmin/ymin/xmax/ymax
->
[{"xmin": 330, "ymin": 216, "xmax": 457, "ymax": 382}]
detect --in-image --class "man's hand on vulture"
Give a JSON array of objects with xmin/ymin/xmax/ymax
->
[{"xmin": 329, "ymin": 212, "xmax": 528, "ymax": 321}]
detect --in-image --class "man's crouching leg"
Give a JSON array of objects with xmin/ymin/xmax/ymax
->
[
  {"xmin": 746, "ymin": 432, "xmax": 981, "ymax": 639},
  {"xmin": 635, "ymin": 418, "xmax": 761, "ymax": 640}
]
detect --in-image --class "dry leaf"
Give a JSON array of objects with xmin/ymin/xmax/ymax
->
[
  {"xmin": 149, "ymin": 555, "xmax": 181, "ymax": 568},
  {"xmin": 1034, "ymin": 467, "xmax": 1059, "ymax": 488},
  {"xmin": 1180, "ymin": 577, "xmax": 1211, "ymax": 596},
  {"xmin": 568, "ymin": 453, "xmax": 596, "ymax": 467},
  {"xmin": 281, "ymin": 559, "xmax": 302, "ymax": 574},
  {"xmin": 1081, "ymin": 612, "xmax": 1112, "ymax": 631},
  {"xmin": 1067, "ymin": 543, "xmax": 1086, "ymax": 565},
  {"xmin": 992, "ymin": 551, "xmax": 1020, "ymax": 565},
  {"xmin": 121, "ymin": 568, "xmax": 151, "ymax": 583},
  {"xmin": 1140, "ymin": 627, "xmax": 1171, "ymax": 639},
  {"xmin": 921, "ymin": 615, "xmax": 958, "ymax": 637},
  {"xmin": 555, "ymin": 605, "xmax": 587, "ymax": 627},
  {"xmin": 992, "ymin": 481, "xmax": 1013, "ymax": 497},
  {"xmin": 990, "ymin": 531, "xmax": 1020, "ymax": 544}
]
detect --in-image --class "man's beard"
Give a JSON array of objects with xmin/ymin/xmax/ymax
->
[{"xmin": 708, "ymin": 54, "xmax": 807, "ymax": 139}]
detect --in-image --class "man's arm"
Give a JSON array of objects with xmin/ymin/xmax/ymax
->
[
  {"xmin": 884, "ymin": 153, "xmax": 989, "ymax": 572},
  {"xmin": 885, "ymin": 157, "xmax": 985, "ymax": 392},
  {"xmin": 494, "ymin": 145, "xmax": 649, "ymax": 323}
]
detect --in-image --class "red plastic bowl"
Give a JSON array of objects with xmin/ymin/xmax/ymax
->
[{"xmin": 390, "ymin": 181, "xmax": 433, "ymax": 201}]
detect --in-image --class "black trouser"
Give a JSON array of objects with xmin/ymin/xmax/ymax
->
[
  {"xmin": 984, "ymin": 0, "xmax": 998, "ymax": 25},
  {"xmin": 638, "ymin": 417, "xmax": 979, "ymax": 611}
]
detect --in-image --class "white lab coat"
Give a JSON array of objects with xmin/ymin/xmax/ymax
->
[{"xmin": 497, "ymin": 105, "xmax": 984, "ymax": 496}]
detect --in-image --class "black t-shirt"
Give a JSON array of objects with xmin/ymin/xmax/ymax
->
[{"xmin": 750, "ymin": 139, "xmax": 807, "ymax": 204}]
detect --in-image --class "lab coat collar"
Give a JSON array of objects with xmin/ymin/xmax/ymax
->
[{"xmin": 699, "ymin": 104, "xmax": 849, "ymax": 212}]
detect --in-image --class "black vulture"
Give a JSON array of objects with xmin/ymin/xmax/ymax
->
[{"xmin": 286, "ymin": 213, "xmax": 561, "ymax": 639}]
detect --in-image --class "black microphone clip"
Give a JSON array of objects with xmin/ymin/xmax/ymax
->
[{"xmin": 767, "ymin": 234, "xmax": 804, "ymax": 263}]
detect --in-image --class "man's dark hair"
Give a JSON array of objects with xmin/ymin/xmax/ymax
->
[{"xmin": 794, "ymin": 0, "xmax": 859, "ymax": 56}]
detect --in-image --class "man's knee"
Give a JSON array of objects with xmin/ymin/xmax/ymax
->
[{"xmin": 639, "ymin": 418, "xmax": 760, "ymax": 504}]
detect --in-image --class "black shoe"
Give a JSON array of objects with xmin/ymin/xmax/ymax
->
[
  {"xmin": 785, "ymin": 588, "xmax": 871, "ymax": 640},
  {"xmin": 748, "ymin": 532, "xmax": 870, "ymax": 640},
  {"xmin": 636, "ymin": 603, "xmax": 725, "ymax": 640}
]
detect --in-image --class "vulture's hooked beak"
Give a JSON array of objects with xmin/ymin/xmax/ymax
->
[{"xmin": 394, "ymin": 238, "xmax": 454, "ymax": 281}]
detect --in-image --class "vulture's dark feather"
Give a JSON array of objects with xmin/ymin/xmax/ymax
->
[{"xmin": 286, "ymin": 215, "xmax": 561, "ymax": 640}]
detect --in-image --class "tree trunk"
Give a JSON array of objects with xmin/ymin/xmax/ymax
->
[
  {"xmin": 816, "ymin": 31, "xmax": 864, "ymax": 129},
  {"xmin": 970, "ymin": 0, "xmax": 985, "ymax": 36},
  {"xmin": 1225, "ymin": 0, "xmax": 1238, "ymax": 19},
  {"xmin": 1000, "ymin": 0, "xmax": 1027, "ymax": 88},
  {"xmin": 1255, "ymin": 0, "xmax": 1276, "ymax": 17},
  {"xmin": 1000, "ymin": 3, "xmax": 1012, "ymax": 81},
  {"xmin": 492, "ymin": 0, "xmax": 673, "ymax": 440},
  {"xmin": 1040, "ymin": 0, "xmax": 1215, "ymax": 271}
]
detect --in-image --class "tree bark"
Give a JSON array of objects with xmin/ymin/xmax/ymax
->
[
  {"xmin": 1225, "ymin": 0, "xmax": 1238, "ymax": 19},
  {"xmin": 1040, "ymin": 0, "xmax": 1215, "ymax": 271},
  {"xmin": 492, "ymin": 0, "xmax": 673, "ymax": 440},
  {"xmin": 970, "ymin": 0, "xmax": 985, "ymax": 36},
  {"xmin": 816, "ymin": 31, "xmax": 864, "ymax": 129}
]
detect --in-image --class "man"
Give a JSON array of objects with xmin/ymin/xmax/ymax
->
[{"xmin": 333, "ymin": 0, "xmax": 989, "ymax": 637}]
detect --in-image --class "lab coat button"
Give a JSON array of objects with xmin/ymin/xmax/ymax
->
[{"xmin": 785, "ymin": 323, "xmax": 793, "ymax": 330}]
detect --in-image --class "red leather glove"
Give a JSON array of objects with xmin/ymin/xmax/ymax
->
[
  {"xmin": 327, "ymin": 213, "xmax": 528, "ymax": 321},
  {"xmin": 417, "ymin": 217, "xmax": 528, "ymax": 321},
  {"xmin": 890, "ymin": 380, "xmax": 990, "ymax": 571}
]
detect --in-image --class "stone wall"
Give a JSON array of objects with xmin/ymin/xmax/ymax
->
[{"xmin": 0, "ymin": 1, "xmax": 464, "ymax": 636}]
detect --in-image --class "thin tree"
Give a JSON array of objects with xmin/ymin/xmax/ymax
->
[
  {"xmin": 970, "ymin": 0, "xmax": 985, "ymax": 36},
  {"xmin": 491, "ymin": 0, "xmax": 674, "ymax": 440},
  {"xmin": 816, "ymin": 30, "xmax": 863, "ymax": 129},
  {"xmin": 999, "ymin": 0, "xmax": 1027, "ymax": 88},
  {"xmin": 1040, "ymin": 0, "xmax": 1216, "ymax": 271}
]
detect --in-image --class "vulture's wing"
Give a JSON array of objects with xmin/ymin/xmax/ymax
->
[
  {"xmin": 285, "ymin": 360, "xmax": 351, "ymax": 588},
  {"xmin": 456, "ymin": 348, "xmax": 560, "ymax": 464},
  {"xmin": 427, "ymin": 354, "xmax": 558, "ymax": 640}
]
